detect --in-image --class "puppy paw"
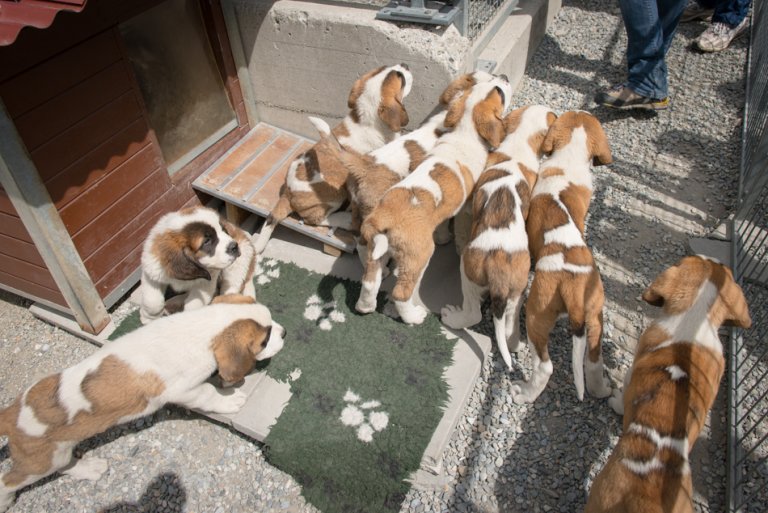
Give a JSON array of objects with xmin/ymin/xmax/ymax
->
[
  {"xmin": 398, "ymin": 304, "xmax": 428, "ymax": 325},
  {"xmin": 355, "ymin": 297, "xmax": 377, "ymax": 314},
  {"xmin": 509, "ymin": 381, "xmax": 537, "ymax": 404},
  {"xmin": 211, "ymin": 389, "xmax": 248, "ymax": 414},
  {"xmin": 64, "ymin": 457, "xmax": 108, "ymax": 481},
  {"xmin": 588, "ymin": 375, "xmax": 614, "ymax": 399},
  {"xmin": 608, "ymin": 389, "xmax": 624, "ymax": 415}
]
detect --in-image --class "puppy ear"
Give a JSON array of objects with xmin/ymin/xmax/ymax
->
[
  {"xmin": 444, "ymin": 91, "xmax": 467, "ymax": 128},
  {"xmin": 541, "ymin": 124, "xmax": 560, "ymax": 156},
  {"xmin": 212, "ymin": 294, "xmax": 256, "ymax": 305},
  {"xmin": 588, "ymin": 119, "xmax": 613, "ymax": 166},
  {"xmin": 378, "ymin": 98, "xmax": 409, "ymax": 132},
  {"xmin": 169, "ymin": 246, "xmax": 211, "ymax": 281},
  {"xmin": 716, "ymin": 267, "xmax": 752, "ymax": 329},
  {"xmin": 642, "ymin": 266, "xmax": 680, "ymax": 308},
  {"xmin": 474, "ymin": 88, "xmax": 506, "ymax": 150},
  {"xmin": 212, "ymin": 319, "xmax": 266, "ymax": 384},
  {"xmin": 439, "ymin": 73, "xmax": 475, "ymax": 105}
]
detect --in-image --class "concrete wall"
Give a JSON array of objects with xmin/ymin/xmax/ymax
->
[{"xmin": 229, "ymin": 0, "xmax": 560, "ymax": 138}]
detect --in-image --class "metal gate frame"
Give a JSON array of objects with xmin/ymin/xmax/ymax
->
[{"xmin": 727, "ymin": 2, "xmax": 768, "ymax": 512}]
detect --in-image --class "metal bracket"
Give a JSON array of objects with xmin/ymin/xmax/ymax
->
[{"xmin": 376, "ymin": 1, "xmax": 461, "ymax": 27}]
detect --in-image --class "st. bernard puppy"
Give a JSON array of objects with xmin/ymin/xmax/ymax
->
[
  {"xmin": 253, "ymin": 64, "xmax": 414, "ymax": 254},
  {"xmin": 356, "ymin": 74, "xmax": 513, "ymax": 325},
  {"xmin": 585, "ymin": 256, "xmax": 751, "ymax": 513},
  {"xmin": 441, "ymin": 105, "xmax": 557, "ymax": 369},
  {"xmin": 0, "ymin": 295, "xmax": 285, "ymax": 512},
  {"xmin": 139, "ymin": 206, "xmax": 256, "ymax": 324},
  {"xmin": 307, "ymin": 71, "xmax": 496, "ymax": 262},
  {"xmin": 511, "ymin": 111, "xmax": 614, "ymax": 404}
]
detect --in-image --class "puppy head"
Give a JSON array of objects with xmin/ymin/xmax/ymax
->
[
  {"xmin": 502, "ymin": 105, "xmax": 558, "ymax": 157},
  {"xmin": 444, "ymin": 74, "xmax": 512, "ymax": 150},
  {"xmin": 211, "ymin": 303, "xmax": 286, "ymax": 386},
  {"xmin": 152, "ymin": 207, "xmax": 240, "ymax": 281},
  {"xmin": 541, "ymin": 110, "xmax": 613, "ymax": 166},
  {"xmin": 642, "ymin": 255, "xmax": 752, "ymax": 329},
  {"xmin": 348, "ymin": 63, "xmax": 413, "ymax": 132}
]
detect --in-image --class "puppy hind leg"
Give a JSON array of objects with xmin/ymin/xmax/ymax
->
[
  {"xmin": 510, "ymin": 300, "xmax": 558, "ymax": 404},
  {"xmin": 585, "ymin": 309, "xmax": 612, "ymax": 399},
  {"xmin": 504, "ymin": 293, "xmax": 525, "ymax": 354},
  {"xmin": 0, "ymin": 441, "xmax": 76, "ymax": 511},
  {"xmin": 441, "ymin": 255, "xmax": 484, "ymax": 329}
]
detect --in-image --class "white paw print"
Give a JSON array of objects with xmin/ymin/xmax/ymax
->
[
  {"xmin": 303, "ymin": 295, "xmax": 346, "ymax": 331},
  {"xmin": 255, "ymin": 257, "xmax": 281, "ymax": 285},
  {"xmin": 339, "ymin": 389, "xmax": 389, "ymax": 443}
]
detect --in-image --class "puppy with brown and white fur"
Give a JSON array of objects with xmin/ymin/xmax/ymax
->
[
  {"xmin": 356, "ymin": 74, "xmax": 513, "ymax": 325},
  {"xmin": 139, "ymin": 207, "xmax": 255, "ymax": 324},
  {"xmin": 0, "ymin": 295, "xmax": 285, "ymax": 512},
  {"xmin": 253, "ymin": 64, "xmax": 413, "ymax": 254},
  {"xmin": 510, "ymin": 110, "xmax": 614, "ymax": 404},
  {"xmin": 585, "ymin": 256, "xmax": 751, "ymax": 513},
  {"xmin": 308, "ymin": 71, "xmax": 496, "ymax": 261},
  {"xmin": 441, "ymin": 105, "xmax": 557, "ymax": 368}
]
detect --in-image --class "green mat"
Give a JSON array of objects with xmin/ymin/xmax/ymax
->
[{"xmin": 110, "ymin": 258, "xmax": 457, "ymax": 513}]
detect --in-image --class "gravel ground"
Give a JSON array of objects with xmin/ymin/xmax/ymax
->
[{"xmin": 0, "ymin": 1, "xmax": 756, "ymax": 512}]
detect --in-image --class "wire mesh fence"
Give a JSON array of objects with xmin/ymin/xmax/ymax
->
[{"xmin": 727, "ymin": 3, "xmax": 768, "ymax": 513}]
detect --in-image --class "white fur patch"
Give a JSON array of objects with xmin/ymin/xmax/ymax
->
[
  {"xmin": 622, "ymin": 456, "xmax": 664, "ymax": 475},
  {"xmin": 18, "ymin": 394, "xmax": 47, "ymax": 437},
  {"xmin": 656, "ymin": 281, "xmax": 723, "ymax": 353},
  {"xmin": 666, "ymin": 365, "xmax": 688, "ymax": 380},
  {"xmin": 536, "ymin": 253, "xmax": 592, "ymax": 274},
  {"xmin": 469, "ymin": 226, "xmax": 529, "ymax": 252},
  {"xmin": 627, "ymin": 423, "xmax": 689, "ymax": 457},
  {"xmin": 543, "ymin": 223, "xmax": 586, "ymax": 248}
]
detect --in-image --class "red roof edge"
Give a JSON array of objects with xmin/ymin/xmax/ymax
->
[{"xmin": 0, "ymin": 0, "xmax": 88, "ymax": 46}]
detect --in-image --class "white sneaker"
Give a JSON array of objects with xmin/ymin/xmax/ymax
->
[{"xmin": 696, "ymin": 17, "xmax": 749, "ymax": 52}]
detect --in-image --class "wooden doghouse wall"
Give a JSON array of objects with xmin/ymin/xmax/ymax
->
[{"xmin": 0, "ymin": 0, "xmax": 248, "ymax": 306}]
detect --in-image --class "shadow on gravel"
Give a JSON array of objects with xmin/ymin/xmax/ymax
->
[{"xmin": 99, "ymin": 472, "xmax": 187, "ymax": 513}]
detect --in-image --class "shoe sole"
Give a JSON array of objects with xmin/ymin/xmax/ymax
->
[{"xmin": 598, "ymin": 101, "xmax": 669, "ymax": 111}]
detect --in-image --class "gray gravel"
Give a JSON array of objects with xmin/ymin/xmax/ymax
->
[{"xmin": 0, "ymin": 1, "xmax": 753, "ymax": 512}]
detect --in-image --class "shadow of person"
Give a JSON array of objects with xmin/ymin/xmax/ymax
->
[{"xmin": 98, "ymin": 472, "xmax": 186, "ymax": 513}]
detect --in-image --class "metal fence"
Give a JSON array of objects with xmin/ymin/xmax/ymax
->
[
  {"xmin": 727, "ymin": 2, "xmax": 768, "ymax": 512},
  {"xmin": 375, "ymin": 0, "xmax": 518, "ymax": 41}
]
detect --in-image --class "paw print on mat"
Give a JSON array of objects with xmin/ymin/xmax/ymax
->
[
  {"xmin": 303, "ymin": 295, "xmax": 346, "ymax": 331},
  {"xmin": 339, "ymin": 390, "xmax": 389, "ymax": 443},
  {"xmin": 255, "ymin": 258, "xmax": 280, "ymax": 285}
]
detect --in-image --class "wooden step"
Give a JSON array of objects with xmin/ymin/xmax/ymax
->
[{"xmin": 193, "ymin": 122, "xmax": 356, "ymax": 253}]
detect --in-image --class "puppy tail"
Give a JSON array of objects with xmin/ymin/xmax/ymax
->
[
  {"xmin": 572, "ymin": 329, "xmax": 587, "ymax": 402},
  {"xmin": 491, "ymin": 298, "xmax": 513, "ymax": 370},
  {"xmin": 308, "ymin": 116, "xmax": 343, "ymax": 152},
  {"xmin": 254, "ymin": 194, "xmax": 293, "ymax": 254}
]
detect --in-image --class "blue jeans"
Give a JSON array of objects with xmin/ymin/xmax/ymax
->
[
  {"xmin": 697, "ymin": 0, "xmax": 751, "ymax": 27},
  {"xmin": 618, "ymin": 0, "xmax": 687, "ymax": 99}
]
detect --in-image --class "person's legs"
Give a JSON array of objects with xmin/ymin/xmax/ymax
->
[
  {"xmin": 711, "ymin": 0, "xmax": 751, "ymax": 26},
  {"xmin": 696, "ymin": 0, "xmax": 750, "ymax": 51},
  {"xmin": 595, "ymin": 0, "xmax": 685, "ymax": 109}
]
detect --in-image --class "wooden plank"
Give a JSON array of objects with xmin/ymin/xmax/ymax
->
[
  {"xmin": 58, "ymin": 145, "xmax": 164, "ymax": 235},
  {"xmin": 0, "ymin": 269, "xmax": 66, "ymax": 307},
  {"xmin": 71, "ymin": 170, "xmax": 167, "ymax": 260},
  {"xmin": 46, "ymin": 119, "xmax": 157, "ymax": 209},
  {"xmin": 93, "ymin": 241, "xmax": 143, "ymax": 298},
  {"xmin": 0, "ymin": 212, "xmax": 34, "ymax": 243},
  {"xmin": 242, "ymin": 140, "xmax": 313, "ymax": 212},
  {"xmin": 14, "ymin": 61, "xmax": 134, "ymax": 151},
  {"xmin": 198, "ymin": 124, "xmax": 279, "ymax": 189},
  {"xmin": 0, "ymin": 30, "xmax": 121, "ymax": 118},
  {"xmin": 225, "ymin": 133, "xmax": 302, "ymax": 199},
  {"xmin": 0, "ymin": 252, "xmax": 59, "ymax": 291},
  {"xmin": 0, "ymin": 233, "xmax": 46, "ymax": 267},
  {"xmin": 31, "ymin": 92, "xmax": 142, "ymax": 181}
]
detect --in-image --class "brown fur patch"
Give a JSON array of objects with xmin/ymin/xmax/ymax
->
[
  {"xmin": 153, "ymin": 223, "xmax": 214, "ymax": 281},
  {"xmin": 526, "ymin": 195, "xmax": 569, "ymax": 260},
  {"xmin": 403, "ymin": 140, "xmax": 428, "ymax": 172},
  {"xmin": 439, "ymin": 73, "xmax": 477, "ymax": 105},
  {"xmin": 211, "ymin": 319, "xmax": 270, "ymax": 384},
  {"xmin": 542, "ymin": 111, "xmax": 612, "ymax": 165}
]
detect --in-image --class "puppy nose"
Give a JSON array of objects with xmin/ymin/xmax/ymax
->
[
  {"xmin": 498, "ymin": 74, "xmax": 509, "ymax": 82},
  {"xmin": 280, "ymin": 326, "xmax": 287, "ymax": 339},
  {"xmin": 400, "ymin": 63, "xmax": 409, "ymax": 71},
  {"xmin": 227, "ymin": 241, "xmax": 240, "ymax": 257}
]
